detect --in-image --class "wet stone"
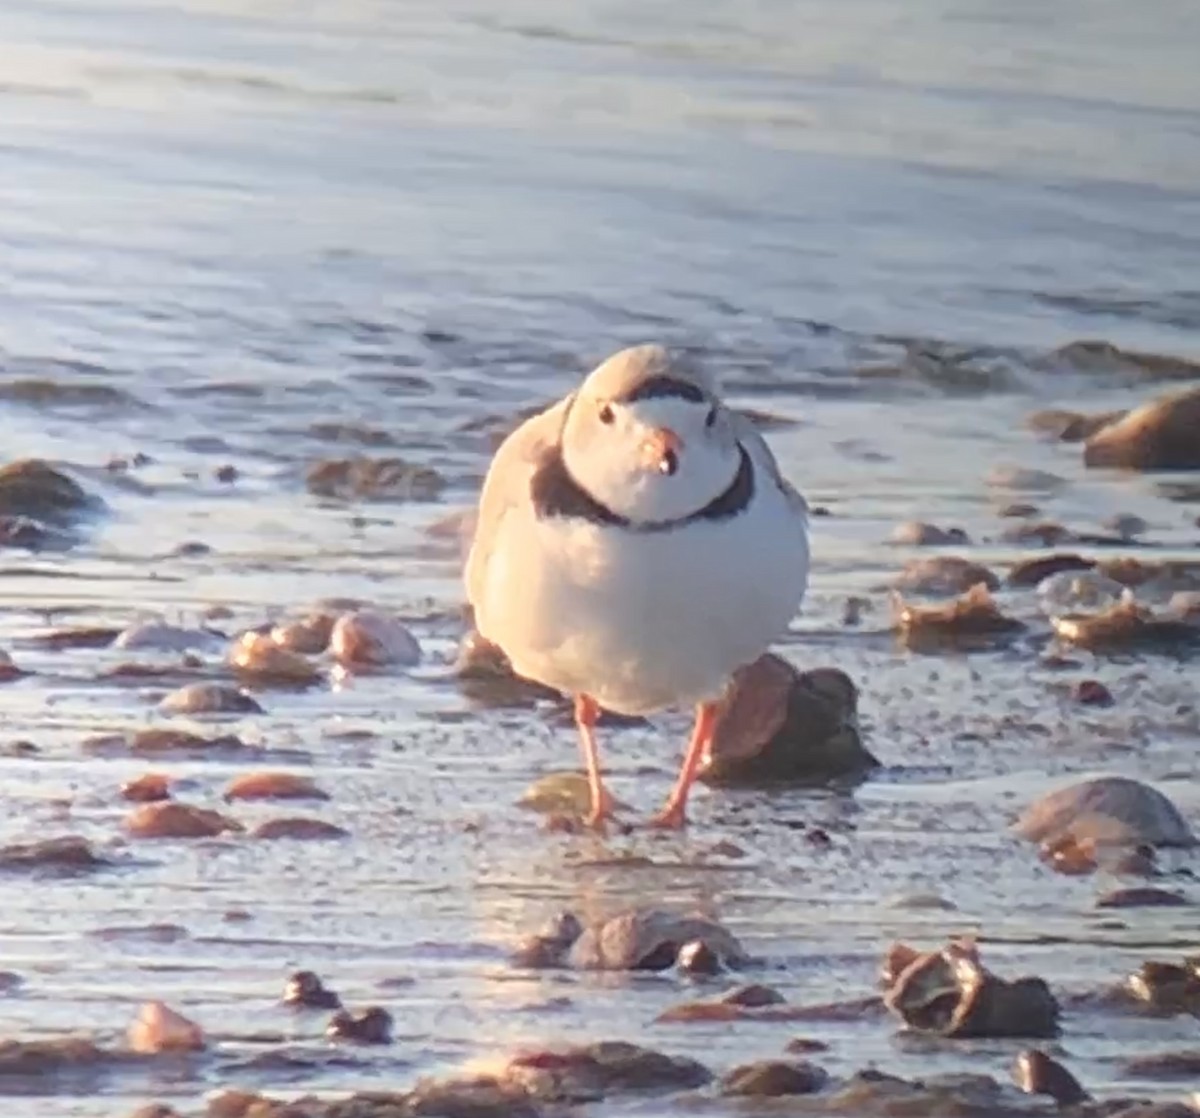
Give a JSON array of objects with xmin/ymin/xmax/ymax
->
[
  {"xmin": 224, "ymin": 772, "xmax": 328, "ymax": 802},
  {"xmin": 283, "ymin": 970, "xmax": 341, "ymax": 1010},
  {"xmin": 1013, "ymin": 1049, "xmax": 1089, "ymax": 1105},
  {"xmin": 1073, "ymin": 679, "xmax": 1115, "ymax": 706},
  {"xmin": 329, "ymin": 609, "xmax": 421, "ymax": 668},
  {"xmin": 127, "ymin": 1001, "xmax": 206, "ymax": 1054},
  {"xmin": 269, "ymin": 612, "xmax": 335, "ymax": 655},
  {"xmin": 567, "ymin": 908, "xmax": 746, "ymax": 972},
  {"xmin": 228, "ymin": 632, "xmax": 321, "ymax": 687},
  {"xmin": 1015, "ymin": 776, "xmax": 1196, "ymax": 849},
  {"xmin": 1051, "ymin": 596, "xmax": 1200, "ymax": 652},
  {"xmin": 0, "ymin": 1036, "xmax": 119, "ymax": 1075},
  {"xmin": 0, "ymin": 458, "xmax": 98, "ymax": 526},
  {"xmin": 306, "ymin": 456, "xmax": 446, "ymax": 502},
  {"xmin": 1097, "ymin": 886, "xmax": 1190, "ymax": 908},
  {"xmin": 506, "ymin": 1040, "xmax": 713, "ymax": 1100},
  {"xmin": 114, "ymin": 622, "xmax": 221, "ymax": 653},
  {"xmin": 121, "ymin": 774, "xmax": 172, "ymax": 803},
  {"xmin": 700, "ymin": 655, "xmax": 877, "ymax": 787},
  {"xmin": 720, "ymin": 1059, "xmax": 828, "ymax": 1097},
  {"xmin": 0, "ymin": 835, "xmax": 107, "ymax": 874},
  {"xmin": 86, "ymin": 727, "xmax": 250, "ymax": 757},
  {"xmin": 125, "ymin": 803, "xmax": 243, "ymax": 839},
  {"xmin": 1122, "ymin": 1050, "xmax": 1200, "ymax": 1080},
  {"xmin": 888, "ymin": 521, "xmax": 969, "ymax": 546},
  {"xmin": 676, "ymin": 940, "xmax": 723, "ymax": 977},
  {"xmin": 1085, "ymin": 385, "xmax": 1200, "ymax": 470},
  {"xmin": 159, "ymin": 683, "xmax": 264, "ymax": 716},
  {"xmin": 1007, "ymin": 553, "xmax": 1096, "ymax": 588},
  {"xmin": 892, "ymin": 555, "xmax": 1000, "ymax": 595},
  {"xmin": 28, "ymin": 625, "xmax": 121, "ymax": 650},
  {"xmin": 893, "ymin": 583, "xmax": 1024, "ymax": 649},
  {"xmin": 1124, "ymin": 960, "xmax": 1200, "ymax": 1013},
  {"xmin": 251, "ymin": 817, "xmax": 349, "ymax": 840},
  {"xmin": 326, "ymin": 1006, "xmax": 392, "ymax": 1044},
  {"xmin": 882, "ymin": 937, "xmax": 1060, "ymax": 1038}
]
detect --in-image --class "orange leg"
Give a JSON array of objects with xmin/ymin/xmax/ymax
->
[
  {"xmin": 574, "ymin": 694, "xmax": 618, "ymax": 828},
  {"xmin": 648, "ymin": 701, "xmax": 720, "ymax": 829}
]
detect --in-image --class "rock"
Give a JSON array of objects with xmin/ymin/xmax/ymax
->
[
  {"xmin": 159, "ymin": 683, "xmax": 264, "ymax": 715},
  {"xmin": 724, "ymin": 984, "xmax": 786, "ymax": 1007},
  {"xmin": 283, "ymin": 970, "xmax": 341, "ymax": 1009},
  {"xmin": 1168, "ymin": 591, "xmax": 1200, "ymax": 622},
  {"xmin": 893, "ymin": 556, "xmax": 999, "ymax": 595},
  {"xmin": 999, "ymin": 502, "xmax": 1040, "ymax": 518},
  {"xmin": 1104, "ymin": 513, "xmax": 1150, "ymax": 540},
  {"xmin": 127, "ymin": 1001, "xmax": 205, "ymax": 1054},
  {"xmin": 454, "ymin": 627, "xmax": 560, "ymax": 706},
  {"xmin": 251, "ymin": 817, "xmax": 348, "ymax": 840},
  {"xmin": 699, "ymin": 655, "xmax": 876, "ymax": 787},
  {"xmin": 1047, "ymin": 339, "xmax": 1200, "ymax": 381},
  {"xmin": 1014, "ymin": 776, "xmax": 1196, "ymax": 849},
  {"xmin": 128, "ymin": 1105, "xmax": 185, "ymax": 1118},
  {"xmin": 892, "ymin": 583, "xmax": 1024, "ymax": 649},
  {"xmin": 1051, "ymin": 595, "xmax": 1199, "ymax": 652},
  {"xmin": 1038, "ymin": 569, "xmax": 1127, "ymax": 616},
  {"xmin": 511, "ymin": 911, "xmax": 585, "ymax": 969},
  {"xmin": 785, "ymin": 1038, "xmax": 830, "ymax": 1054},
  {"xmin": 1084, "ymin": 386, "xmax": 1200, "ymax": 470},
  {"xmin": 676, "ymin": 940, "xmax": 723, "ymax": 976},
  {"xmin": 1098, "ymin": 887, "xmax": 1189, "ymax": 908},
  {"xmin": 1027, "ymin": 407, "xmax": 1128, "ymax": 442},
  {"xmin": 326, "ymin": 1006, "xmax": 392, "ymax": 1044},
  {"xmin": 0, "ymin": 515, "xmax": 72, "ymax": 550},
  {"xmin": 113, "ymin": 623, "xmax": 221, "ymax": 653},
  {"xmin": 224, "ymin": 772, "xmax": 328, "ymax": 802},
  {"xmin": 1012, "ymin": 1049, "xmax": 1089, "ymax": 1105},
  {"xmin": 888, "ymin": 521, "xmax": 969, "ymax": 546},
  {"xmin": 306, "ymin": 456, "xmax": 445, "ymax": 501},
  {"xmin": 269, "ymin": 613, "xmax": 335, "ymax": 655},
  {"xmin": 124, "ymin": 803, "xmax": 243, "ymax": 839},
  {"xmin": 0, "ymin": 651, "xmax": 24, "ymax": 682},
  {"xmin": 330, "ymin": 609, "xmax": 421, "ymax": 668},
  {"xmin": 505, "ymin": 1040, "xmax": 712, "ymax": 1099},
  {"xmin": 568, "ymin": 909, "xmax": 746, "ymax": 972},
  {"xmin": 28, "ymin": 625, "xmax": 121, "ymax": 650},
  {"xmin": 228, "ymin": 631, "xmax": 321, "ymax": 686},
  {"xmin": 1073, "ymin": 679, "xmax": 1114, "ymax": 706},
  {"xmin": 1124, "ymin": 960, "xmax": 1200, "ymax": 1014},
  {"xmin": 0, "ymin": 1036, "xmax": 115, "ymax": 1074},
  {"xmin": 85, "ymin": 727, "xmax": 250, "ymax": 757},
  {"xmin": 1123, "ymin": 1050, "xmax": 1200, "ymax": 1080},
  {"xmin": 401, "ymin": 1078, "xmax": 544, "ymax": 1118},
  {"xmin": 720, "ymin": 1060, "xmax": 828, "ymax": 1097},
  {"xmin": 518, "ymin": 772, "xmax": 609, "ymax": 818},
  {"xmin": 1007, "ymin": 553, "xmax": 1096, "ymax": 588},
  {"xmin": 882, "ymin": 937, "xmax": 1059, "ymax": 1038},
  {"xmin": 987, "ymin": 466, "xmax": 1066, "ymax": 492},
  {"xmin": 0, "ymin": 459, "xmax": 96, "ymax": 525},
  {"xmin": 121, "ymin": 774, "xmax": 172, "ymax": 803},
  {"xmin": 999, "ymin": 519, "xmax": 1074, "ymax": 546},
  {"xmin": 0, "ymin": 835, "xmax": 107, "ymax": 873}
]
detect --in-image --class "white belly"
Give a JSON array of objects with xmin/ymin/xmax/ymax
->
[{"xmin": 475, "ymin": 484, "xmax": 809, "ymax": 715}]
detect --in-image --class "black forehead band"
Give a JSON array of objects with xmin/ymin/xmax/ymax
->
[{"xmin": 615, "ymin": 374, "xmax": 707, "ymax": 405}]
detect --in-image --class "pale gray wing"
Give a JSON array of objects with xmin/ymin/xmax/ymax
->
[
  {"xmin": 730, "ymin": 409, "xmax": 809, "ymax": 516},
  {"xmin": 464, "ymin": 394, "xmax": 572, "ymax": 608}
]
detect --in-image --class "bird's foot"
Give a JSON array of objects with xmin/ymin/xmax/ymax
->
[
  {"xmin": 583, "ymin": 786, "xmax": 620, "ymax": 831},
  {"xmin": 646, "ymin": 800, "xmax": 689, "ymax": 830}
]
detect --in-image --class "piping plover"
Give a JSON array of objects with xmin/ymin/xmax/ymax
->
[{"xmin": 466, "ymin": 344, "xmax": 809, "ymax": 828}]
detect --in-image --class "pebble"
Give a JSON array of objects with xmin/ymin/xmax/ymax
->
[
  {"xmin": 269, "ymin": 613, "xmax": 335, "ymax": 655},
  {"xmin": 121, "ymin": 774, "xmax": 172, "ymax": 803},
  {"xmin": 159, "ymin": 683, "xmax": 264, "ymax": 715},
  {"xmin": 113, "ymin": 623, "xmax": 220, "ymax": 653},
  {"xmin": 676, "ymin": 940, "xmax": 722, "ymax": 976},
  {"xmin": 326, "ymin": 1006, "xmax": 393, "ymax": 1044},
  {"xmin": 888, "ymin": 521, "xmax": 969, "ymax": 546},
  {"xmin": 892, "ymin": 556, "xmax": 999, "ymax": 595},
  {"xmin": 127, "ymin": 1001, "xmax": 206, "ymax": 1054},
  {"xmin": 1072, "ymin": 679, "xmax": 1114, "ymax": 706},
  {"xmin": 1015, "ymin": 776, "xmax": 1196, "ymax": 848},
  {"xmin": 1013, "ymin": 1049, "xmax": 1089, "ymax": 1105},
  {"xmin": 1096, "ymin": 887, "xmax": 1190, "ymax": 909},
  {"xmin": 228, "ymin": 631, "xmax": 321, "ymax": 685},
  {"xmin": 720, "ymin": 1060, "xmax": 828, "ymax": 1097},
  {"xmin": 329, "ymin": 609, "xmax": 421, "ymax": 668},
  {"xmin": 1007, "ymin": 553, "xmax": 1095, "ymax": 587},
  {"xmin": 224, "ymin": 772, "xmax": 328, "ymax": 802},
  {"xmin": 251, "ymin": 817, "xmax": 349, "ymax": 840},
  {"xmin": 124, "ymin": 803, "xmax": 243, "ymax": 839},
  {"xmin": 283, "ymin": 970, "xmax": 341, "ymax": 1010}
]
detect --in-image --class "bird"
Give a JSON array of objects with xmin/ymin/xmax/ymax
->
[{"xmin": 464, "ymin": 343, "xmax": 810, "ymax": 829}]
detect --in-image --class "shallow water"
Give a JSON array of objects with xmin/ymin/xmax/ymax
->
[{"xmin": 1, "ymin": 0, "xmax": 1199, "ymax": 1114}]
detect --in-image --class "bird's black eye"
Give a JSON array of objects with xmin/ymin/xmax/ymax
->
[
  {"xmin": 598, "ymin": 404, "xmax": 615, "ymax": 425},
  {"xmin": 705, "ymin": 405, "xmax": 717, "ymax": 428}
]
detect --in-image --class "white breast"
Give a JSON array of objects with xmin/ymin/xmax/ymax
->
[{"xmin": 474, "ymin": 472, "xmax": 809, "ymax": 716}]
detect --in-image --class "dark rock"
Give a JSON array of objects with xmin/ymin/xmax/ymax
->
[
  {"xmin": 306, "ymin": 456, "xmax": 445, "ymax": 501},
  {"xmin": 506, "ymin": 1040, "xmax": 712, "ymax": 1100},
  {"xmin": 676, "ymin": 940, "xmax": 722, "ymax": 977},
  {"xmin": 0, "ymin": 459, "xmax": 97, "ymax": 526},
  {"xmin": 252, "ymin": 818, "xmax": 349, "ymax": 841},
  {"xmin": 27, "ymin": 625, "xmax": 121, "ymax": 650},
  {"xmin": 699, "ymin": 655, "xmax": 877, "ymax": 787},
  {"xmin": 127, "ymin": 1106, "xmax": 184, "ymax": 1118},
  {"xmin": 1013, "ymin": 1048, "xmax": 1089, "ymax": 1105},
  {"xmin": 326, "ymin": 1006, "xmax": 392, "ymax": 1044},
  {"xmin": 1073, "ymin": 679, "xmax": 1114, "ymax": 706},
  {"xmin": 1015, "ymin": 776, "xmax": 1196, "ymax": 849},
  {"xmin": 159, "ymin": 683, "xmax": 264, "ymax": 716},
  {"xmin": 454, "ymin": 628, "xmax": 560, "ymax": 707},
  {"xmin": 999, "ymin": 502, "xmax": 1041, "ymax": 518},
  {"xmin": 283, "ymin": 970, "xmax": 341, "ymax": 1010},
  {"xmin": 83, "ymin": 727, "xmax": 250, "ymax": 758},
  {"xmin": 720, "ymin": 1059, "xmax": 828, "ymax": 1097},
  {"xmin": 1027, "ymin": 406, "xmax": 1128, "ymax": 442},
  {"xmin": 1000, "ymin": 519, "xmax": 1074, "ymax": 546},
  {"xmin": 568, "ymin": 909, "xmax": 746, "ymax": 972},
  {"xmin": 511, "ymin": 911, "xmax": 584, "ymax": 970},
  {"xmin": 785, "ymin": 1037, "xmax": 830, "ymax": 1054},
  {"xmin": 892, "ymin": 555, "xmax": 999, "ymax": 595},
  {"xmin": 0, "ymin": 1036, "xmax": 118, "ymax": 1075},
  {"xmin": 893, "ymin": 583, "xmax": 1024, "ymax": 650},
  {"xmin": 1052, "ymin": 596, "xmax": 1200, "ymax": 652},
  {"xmin": 1122, "ymin": 1049, "xmax": 1200, "ymax": 1080},
  {"xmin": 1007, "ymin": 553, "xmax": 1096, "ymax": 587},
  {"xmin": 0, "ymin": 836, "xmax": 107, "ymax": 874},
  {"xmin": 405, "ymin": 1077, "xmax": 544, "ymax": 1118},
  {"xmin": 1085, "ymin": 386, "xmax": 1200, "ymax": 470},
  {"xmin": 888, "ymin": 521, "xmax": 969, "ymax": 546},
  {"xmin": 882, "ymin": 937, "xmax": 1059, "ymax": 1038},
  {"xmin": 0, "ymin": 515, "xmax": 71, "ymax": 550},
  {"xmin": 1097, "ymin": 887, "xmax": 1190, "ymax": 908},
  {"xmin": 723, "ymin": 984, "xmax": 786, "ymax": 1008},
  {"xmin": 1124, "ymin": 960, "xmax": 1200, "ymax": 1014}
]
